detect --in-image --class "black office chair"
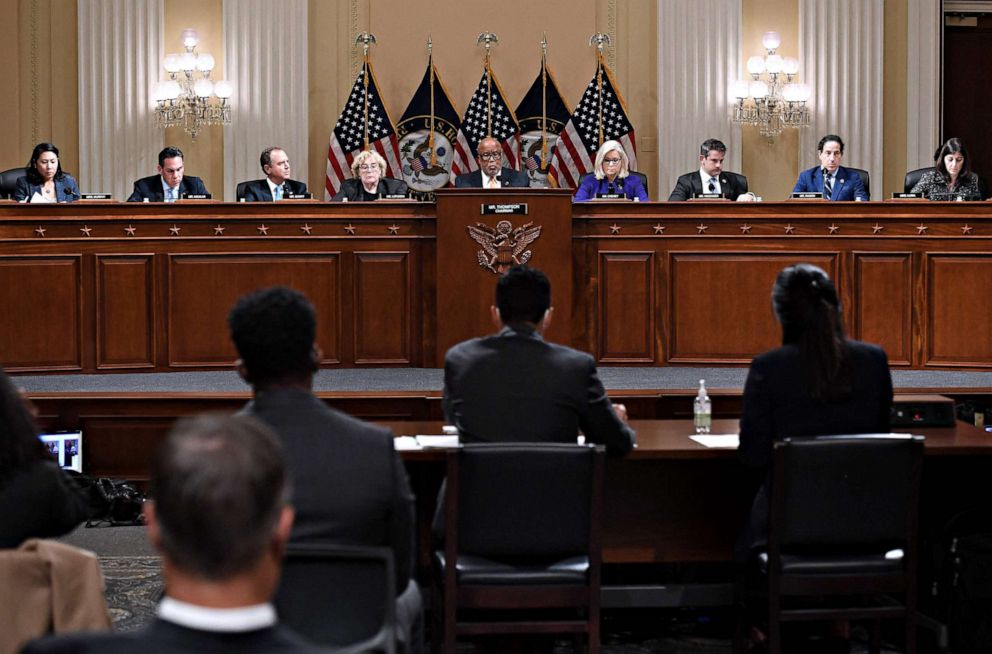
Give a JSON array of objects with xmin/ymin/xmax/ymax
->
[
  {"xmin": 847, "ymin": 167, "xmax": 871, "ymax": 198},
  {"xmin": 235, "ymin": 181, "xmax": 251, "ymax": 202},
  {"xmin": 904, "ymin": 167, "xmax": 934, "ymax": 194},
  {"xmin": 276, "ymin": 543, "xmax": 397, "ymax": 654},
  {"xmin": 0, "ymin": 167, "xmax": 29, "ymax": 199},
  {"xmin": 432, "ymin": 443, "xmax": 604, "ymax": 654},
  {"xmin": 737, "ymin": 434, "xmax": 924, "ymax": 654}
]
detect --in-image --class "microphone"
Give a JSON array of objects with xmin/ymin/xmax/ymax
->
[{"xmin": 607, "ymin": 182, "xmax": 615, "ymax": 194}]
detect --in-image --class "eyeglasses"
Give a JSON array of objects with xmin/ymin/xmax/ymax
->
[
  {"xmin": 478, "ymin": 152, "xmax": 502, "ymax": 161},
  {"xmin": 603, "ymin": 158, "xmax": 622, "ymax": 165},
  {"xmin": 358, "ymin": 164, "xmax": 379, "ymax": 171}
]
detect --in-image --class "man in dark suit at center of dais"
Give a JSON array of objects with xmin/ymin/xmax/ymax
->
[
  {"xmin": 454, "ymin": 136, "xmax": 529, "ymax": 188},
  {"xmin": 127, "ymin": 146, "xmax": 210, "ymax": 202},
  {"xmin": 792, "ymin": 134, "xmax": 869, "ymax": 201},
  {"xmin": 668, "ymin": 138, "xmax": 755, "ymax": 201},
  {"xmin": 238, "ymin": 147, "xmax": 308, "ymax": 201},
  {"xmin": 443, "ymin": 265, "xmax": 635, "ymax": 455}
]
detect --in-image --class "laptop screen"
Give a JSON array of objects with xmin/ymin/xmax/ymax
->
[{"xmin": 39, "ymin": 431, "xmax": 83, "ymax": 473}]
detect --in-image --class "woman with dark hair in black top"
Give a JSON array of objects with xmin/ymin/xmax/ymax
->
[
  {"xmin": 13, "ymin": 142, "xmax": 81, "ymax": 203},
  {"xmin": 737, "ymin": 264, "xmax": 893, "ymax": 558},
  {"xmin": 911, "ymin": 137, "xmax": 988, "ymax": 200},
  {"xmin": 0, "ymin": 369, "xmax": 89, "ymax": 548}
]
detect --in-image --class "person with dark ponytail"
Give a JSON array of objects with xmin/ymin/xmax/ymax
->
[
  {"xmin": 736, "ymin": 263, "xmax": 893, "ymax": 558},
  {"xmin": 0, "ymin": 369, "xmax": 89, "ymax": 548}
]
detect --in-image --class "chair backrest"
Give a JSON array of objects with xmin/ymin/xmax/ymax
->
[
  {"xmin": 770, "ymin": 435, "xmax": 924, "ymax": 552},
  {"xmin": 448, "ymin": 443, "xmax": 604, "ymax": 560},
  {"xmin": 0, "ymin": 167, "xmax": 29, "ymax": 199},
  {"xmin": 235, "ymin": 181, "xmax": 250, "ymax": 201},
  {"xmin": 275, "ymin": 543, "xmax": 396, "ymax": 654},
  {"xmin": 904, "ymin": 167, "xmax": 934, "ymax": 193},
  {"xmin": 847, "ymin": 167, "xmax": 870, "ymax": 197}
]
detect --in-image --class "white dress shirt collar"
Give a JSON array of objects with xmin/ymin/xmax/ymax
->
[
  {"xmin": 266, "ymin": 178, "xmax": 284, "ymax": 198},
  {"xmin": 699, "ymin": 168, "xmax": 721, "ymax": 194},
  {"xmin": 481, "ymin": 170, "xmax": 501, "ymax": 188},
  {"xmin": 158, "ymin": 597, "xmax": 277, "ymax": 633}
]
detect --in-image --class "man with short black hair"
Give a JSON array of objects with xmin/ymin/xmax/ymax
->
[
  {"xmin": 23, "ymin": 414, "xmax": 323, "ymax": 653},
  {"xmin": 228, "ymin": 286, "xmax": 420, "ymax": 648},
  {"xmin": 668, "ymin": 138, "xmax": 753, "ymax": 201},
  {"xmin": 443, "ymin": 265, "xmax": 635, "ymax": 454},
  {"xmin": 238, "ymin": 147, "xmax": 309, "ymax": 201},
  {"xmin": 127, "ymin": 146, "xmax": 210, "ymax": 202}
]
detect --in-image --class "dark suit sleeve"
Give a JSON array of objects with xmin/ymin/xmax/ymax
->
[
  {"xmin": 61, "ymin": 175, "xmax": 81, "ymax": 202},
  {"xmin": 453, "ymin": 173, "xmax": 471, "ymax": 188},
  {"xmin": 293, "ymin": 180, "xmax": 309, "ymax": 196},
  {"xmin": 12, "ymin": 176, "xmax": 32, "ymax": 202},
  {"xmin": 331, "ymin": 180, "xmax": 352, "ymax": 202},
  {"xmin": 578, "ymin": 356, "xmax": 635, "ymax": 455},
  {"xmin": 190, "ymin": 177, "xmax": 209, "ymax": 196},
  {"xmin": 573, "ymin": 176, "xmax": 597, "ymax": 202},
  {"xmin": 792, "ymin": 169, "xmax": 810, "ymax": 194},
  {"xmin": 731, "ymin": 174, "xmax": 749, "ymax": 200},
  {"xmin": 126, "ymin": 180, "xmax": 145, "ymax": 203},
  {"xmin": 387, "ymin": 443, "xmax": 415, "ymax": 590},
  {"xmin": 668, "ymin": 175, "xmax": 693, "ymax": 201},
  {"xmin": 738, "ymin": 356, "xmax": 774, "ymax": 468},
  {"xmin": 630, "ymin": 177, "xmax": 649, "ymax": 201},
  {"xmin": 849, "ymin": 171, "xmax": 869, "ymax": 201}
]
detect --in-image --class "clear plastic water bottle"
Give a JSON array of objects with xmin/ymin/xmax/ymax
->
[{"xmin": 694, "ymin": 379, "xmax": 711, "ymax": 434}]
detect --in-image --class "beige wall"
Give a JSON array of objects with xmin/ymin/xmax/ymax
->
[
  {"xmin": 1, "ymin": 0, "xmax": 78, "ymax": 176},
  {"xmin": 0, "ymin": 0, "xmax": 909, "ymax": 201}
]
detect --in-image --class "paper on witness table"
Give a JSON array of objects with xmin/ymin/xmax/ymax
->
[
  {"xmin": 393, "ymin": 436, "xmax": 421, "ymax": 451},
  {"xmin": 416, "ymin": 435, "xmax": 461, "ymax": 448},
  {"xmin": 689, "ymin": 434, "xmax": 740, "ymax": 448}
]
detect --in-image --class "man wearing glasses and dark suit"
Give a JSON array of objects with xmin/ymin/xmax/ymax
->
[{"xmin": 454, "ymin": 137, "xmax": 529, "ymax": 188}]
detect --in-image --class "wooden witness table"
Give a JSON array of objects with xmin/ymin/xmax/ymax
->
[
  {"xmin": 385, "ymin": 418, "xmax": 992, "ymax": 566},
  {"xmin": 2, "ymin": 198, "xmax": 992, "ymax": 373}
]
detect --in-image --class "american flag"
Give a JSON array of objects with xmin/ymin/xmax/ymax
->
[
  {"xmin": 515, "ymin": 59, "xmax": 570, "ymax": 187},
  {"xmin": 325, "ymin": 61, "xmax": 402, "ymax": 199},
  {"xmin": 455, "ymin": 66, "xmax": 520, "ymax": 174},
  {"xmin": 548, "ymin": 61, "xmax": 637, "ymax": 189}
]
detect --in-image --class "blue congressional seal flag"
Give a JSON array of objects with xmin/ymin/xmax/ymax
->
[
  {"xmin": 515, "ymin": 57, "xmax": 570, "ymax": 188},
  {"xmin": 397, "ymin": 53, "xmax": 473, "ymax": 198}
]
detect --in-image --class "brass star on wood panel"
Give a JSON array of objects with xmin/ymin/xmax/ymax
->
[
  {"xmin": 696, "ymin": 224, "xmax": 709, "ymax": 234},
  {"xmin": 344, "ymin": 224, "xmax": 356, "ymax": 234},
  {"xmin": 169, "ymin": 225, "xmax": 181, "ymax": 236},
  {"xmin": 300, "ymin": 224, "xmax": 313, "ymax": 235},
  {"xmin": 962, "ymin": 224, "xmax": 973, "ymax": 235},
  {"xmin": 388, "ymin": 224, "xmax": 400, "ymax": 234},
  {"xmin": 34, "ymin": 226, "xmax": 46, "ymax": 237},
  {"xmin": 828, "ymin": 224, "xmax": 840, "ymax": 234},
  {"xmin": 609, "ymin": 224, "xmax": 621, "ymax": 234},
  {"xmin": 124, "ymin": 225, "xmax": 136, "ymax": 236},
  {"xmin": 783, "ymin": 224, "xmax": 796, "ymax": 234},
  {"xmin": 80, "ymin": 226, "xmax": 92, "ymax": 236},
  {"xmin": 916, "ymin": 224, "xmax": 928, "ymax": 235},
  {"xmin": 653, "ymin": 224, "xmax": 665, "ymax": 234},
  {"xmin": 213, "ymin": 225, "xmax": 225, "ymax": 236},
  {"xmin": 257, "ymin": 224, "xmax": 269, "ymax": 235},
  {"xmin": 872, "ymin": 224, "xmax": 884, "ymax": 234},
  {"xmin": 739, "ymin": 224, "xmax": 752, "ymax": 234}
]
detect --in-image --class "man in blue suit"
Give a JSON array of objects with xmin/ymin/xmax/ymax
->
[
  {"xmin": 127, "ymin": 146, "xmax": 210, "ymax": 202},
  {"xmin": 792, "ymin": 134, "xmax": 869, "ymax": 201}
]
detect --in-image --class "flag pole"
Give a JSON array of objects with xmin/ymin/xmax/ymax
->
[
  {"xmin": 477, "ymin": 32, "xmax": 498, "ymax": 138},
  {"xmin": 355, "ymin": 33, "xmax": 377, "ymax": 151},
  {"xmin": 427, "ymin": 36, "xmax": 437, "ymax": 167},
  {"xmin": 540, "ymin": 34, "xmax": 548, "ymax": 168},
  {"xmin": 589, "ymin": 33, "xmax": 611, "ymax": 147}
]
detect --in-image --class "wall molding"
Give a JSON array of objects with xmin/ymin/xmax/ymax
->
[{"xmin": 907, "ymin": 0, "xmax": 940, "ymax": 169}]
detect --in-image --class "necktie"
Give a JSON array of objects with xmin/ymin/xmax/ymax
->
[
  {"xmin": 274, "ymin": 185, "xmax": 283, "ymax": 201},
  {"xmin": 166, "ymin": 187, "xmax": 175, "ymax": 203},
  {"xmin": 823, "ymin": 170, "xmax": 833, "ymax": 198},
  {"xmin": 708, "ymin": 179, "xmax": 716, "ymax": 193},
  {"xmin": 487, "ymin": 176, "xmax": 499, "ymax": 189}
]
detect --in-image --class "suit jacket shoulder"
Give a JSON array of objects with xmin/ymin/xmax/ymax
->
[{"xmin": 127, "ymin": 175, "xmax": 162, "ymax": 202}]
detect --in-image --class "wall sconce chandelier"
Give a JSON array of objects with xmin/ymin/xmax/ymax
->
[
  {"xmin": 153, "ymin": 29, "xmax": 233, "ymax": 140},
  {"xmin": 730, "ymin": 31, "xmax": 810, "ymax": 139}
]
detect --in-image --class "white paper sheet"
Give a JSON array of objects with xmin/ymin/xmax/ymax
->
[{"xmin": 689, "ymin": 434, "xmax": 740, "ymax": 448}]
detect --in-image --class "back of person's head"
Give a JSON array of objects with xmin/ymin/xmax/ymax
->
[
  {"xmin": 772, "ymin": 264, "xmax": 851, "ymax": 402},
  {"xmin": 228, "ymin": 286, "xmax": 318, "ymax": 387},
  {"xmin": 495, "ymin": 265, "xmax": 552, "ymax": 325},
  {"xmin": 150, "ymin": 414, "xmax": 288, "ymax": 580},
  {"xmin": 0, "ymin": 369, "xmax": 46, "ymax": 482},
  {"xmin": 934, "ymin": 137, "xmax": 972, "ymax": 179}
]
